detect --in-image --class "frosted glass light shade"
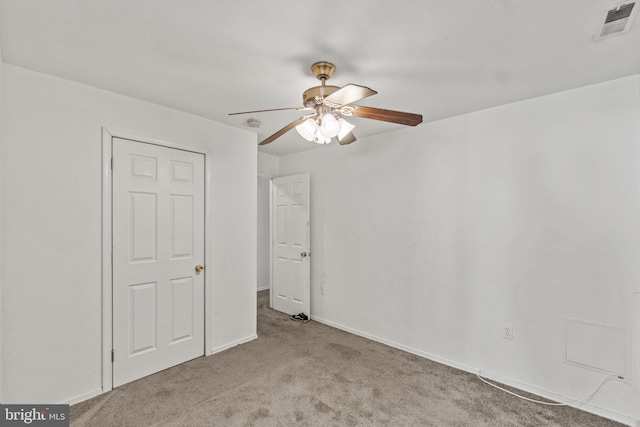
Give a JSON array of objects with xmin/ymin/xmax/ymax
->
[
  {"xmin": 337, "ymin": 118, "xmax": 355, "ymax": 140},
  {"xmin": 296, "ymin": 118, "xmax": 318, "ymax": 141},
  {"xmin": 319, "ymin": 114, "xmax": 340, "ymax": 138}
]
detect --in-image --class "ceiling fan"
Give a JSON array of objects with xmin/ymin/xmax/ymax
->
[{"xmin": 229, "ymin": 62, "xmax": 423, "ymax": 146}]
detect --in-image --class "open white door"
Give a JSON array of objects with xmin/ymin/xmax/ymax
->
[
  {"xmin": 271, "ymin": 174, "xmax": 310, "ymax": 317},
  {"xmin": 112, "ymin": 138, "xmax": 205, "ymax": 387}
]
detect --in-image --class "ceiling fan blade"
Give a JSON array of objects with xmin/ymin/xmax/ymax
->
[
  {"xmin": 346, "ymin": 105, "xmax": 423, "ymax": 126},
  {"xmin": 338, "ymin": 131, "xmax": 357, "ymax": 145},
  {"xmin": 258, "ymin": 116, "xmax": 308, "ymax": 146},
  {"xmin": 323, "ymin": 84, "xmax": 377, "ymax": 108},
  {"xmin": 229, "ymin": 106, "xmax": 312, "ymax": 116}
]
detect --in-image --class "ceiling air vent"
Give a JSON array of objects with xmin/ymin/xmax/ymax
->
[{"xmin": 594, "ymin": 2, "xmax": 637, "ymax": 40}]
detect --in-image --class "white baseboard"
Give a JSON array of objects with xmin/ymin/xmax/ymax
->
[
  {"xmin": 311, "ymin": 315, "xmax": 639, "ymax": 427},
  {"xmin": 65, "ymin": 388, "xmax": 103, "ymax": 406},
  {"xmin": 208, "ymin": 334, "xmax": 258, "ymax": 356},
  {"xmin": 257, "ymin": 286, "xmax": 270, "ymax": 292}
]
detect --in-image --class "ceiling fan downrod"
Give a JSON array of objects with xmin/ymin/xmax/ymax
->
[{"xmin": 303, "ymin": 62, "xmax": 340, "ymax": 107}]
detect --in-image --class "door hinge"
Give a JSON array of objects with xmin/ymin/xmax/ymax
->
[
  {"xmin": 110, "ymin": 158, "xmax": 114, "ymax": 170},
  {"xmin": 111, "ymin": 349, "xmax": 114, "ymax": 363}
]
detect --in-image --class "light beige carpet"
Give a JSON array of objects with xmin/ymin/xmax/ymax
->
[{"xmin": 70, "ymin": 291, "xmax": 623, "ymax": 426}]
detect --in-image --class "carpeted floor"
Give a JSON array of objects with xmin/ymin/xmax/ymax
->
[{"xmin": 70, "ymin": 290, "xmax": 624, "ymax": 426}]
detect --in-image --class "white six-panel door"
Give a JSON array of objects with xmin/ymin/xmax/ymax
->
[
  {"xmin": 271, "ymin": 174, "xmax": 310, "ymax": 316},
  {"xmin": 112, "ymin": 138, "xmax": 205, "ymax": 387}
]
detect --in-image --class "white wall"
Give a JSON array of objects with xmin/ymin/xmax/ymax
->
[
  {"xmin": 258, "ymin": 151, "xmax": 279, "ymax": 177},
  {"xmin": 279, "ymin": 75, "xmax": 640, "ymax": 423},
  {"xmin": 0, "ymin": 65, "xmax": 257, "ymax": 404},
  {"xmin": 257, "ymin": 176, "xmax": 270, "ymax": 291}
]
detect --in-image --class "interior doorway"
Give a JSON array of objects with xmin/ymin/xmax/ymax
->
[{"xmin": 257, "ymin": 175, "xmax": 271, "ymax": 292}]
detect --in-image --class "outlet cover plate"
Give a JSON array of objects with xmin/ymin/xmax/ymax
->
[{"xmin": 503, "ymin": 325, "xmax": 514, "ymax": 340}]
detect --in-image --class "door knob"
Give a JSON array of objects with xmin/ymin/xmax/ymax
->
[
  {"xmin": 195, "ymin": 265, "xmax": 205, "ymax": 272},
  {"xmin": 300, "ymin": 251, "xmax": 307, "ymax": 258}
]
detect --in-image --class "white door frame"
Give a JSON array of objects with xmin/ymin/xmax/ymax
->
[{"xmin": 101, "ymin": 127, "xmax": 213, "ymax": 393}]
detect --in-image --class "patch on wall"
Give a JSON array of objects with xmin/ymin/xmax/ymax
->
[{"xmin": 564, "ymin": 317, "xmax": 630, "ymax": 377}]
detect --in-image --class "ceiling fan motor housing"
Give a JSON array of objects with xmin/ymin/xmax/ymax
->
[{"xmin": 302, "ymin": 85, "xmax": 340, "ymax": 107}]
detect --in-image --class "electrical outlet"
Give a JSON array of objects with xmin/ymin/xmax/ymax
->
[
  {"xmin": 320, "ymin": 285, "xmax": 326, "ymax": 295},
  {"xmin": 503, "ymin": 325, "xmax": 514, "ymax": 340}
]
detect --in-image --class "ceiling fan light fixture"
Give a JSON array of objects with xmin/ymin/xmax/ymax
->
[
  {"xmin": 313, "ymin": 131, "xmax": 332, "ymax": 144},
  {"xmin": 295, "ymin": 118, "xmax": 318, "ymax": 141},
  {"xmin": 319, "ymin": 113, "xmax": 340, "ymax": 138},
  {"xmin": 230, "ymin": 61, "xmax": 423, "ymax": 147},
  {"xmin": 337, "ymin": 118, "xmax": 355, "ymax": 140}
]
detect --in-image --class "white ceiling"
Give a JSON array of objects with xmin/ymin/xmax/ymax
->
[{"xmin": 1, "ymin": 0, "xmax": 639, "ymax": 156}]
